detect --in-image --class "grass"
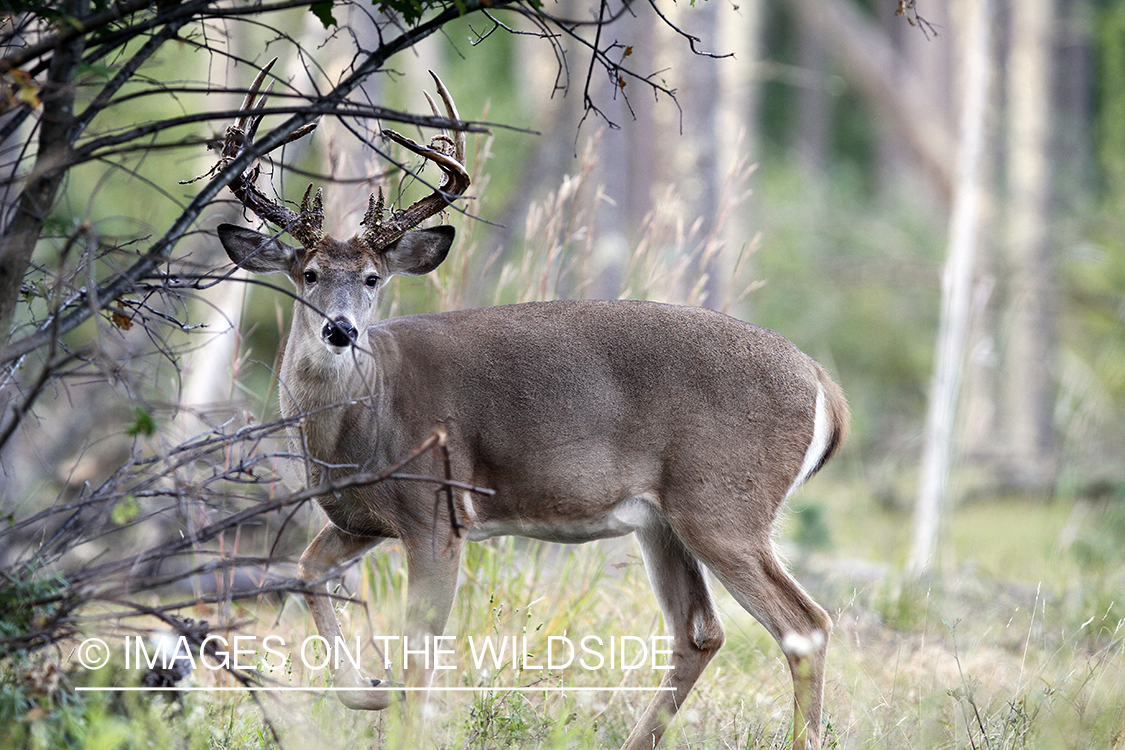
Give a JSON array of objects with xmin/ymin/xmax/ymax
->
[{"xmin": 4, "ymin": 490, "xmax": 1123, "ymax": 749}]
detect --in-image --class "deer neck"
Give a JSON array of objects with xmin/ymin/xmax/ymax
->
[
  {"xmin": 279, "ymin": 315, "xmax": 380, "ymax": 416},
  {"xmin": 277, "ymin": 317, "xmax": 392, "ymax": 479}
]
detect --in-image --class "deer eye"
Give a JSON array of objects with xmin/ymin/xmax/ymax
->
[
  {"xmin": 365, "ymin": 275, "xmax": 379, "ymax": 288},
  {"xmin": 303, "ymin": 271, "xmax": 317, "ymax": 284}
]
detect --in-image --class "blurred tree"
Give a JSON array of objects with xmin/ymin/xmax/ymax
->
[
  {"xmin": 1000, "ymin": 0, "xmax": 1056, "ymax": 492},
  {"xmin": 784, "ymin": 0, "xmax": 954, "ymax": 199},
  {"xmin": 911, "ymin": 0, "xmax": 990, "ymax": 575}
]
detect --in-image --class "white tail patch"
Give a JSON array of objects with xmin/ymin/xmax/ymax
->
[{"xmin": 785, "ymin": 382, "xmax": 830, "ymax": 500}]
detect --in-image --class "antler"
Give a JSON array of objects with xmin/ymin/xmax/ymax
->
[
  {"xmin": 193, "ymin": 63, "xmax": 467, "ymax": 250},
  {"xmin": 205, "ymin": 58, "xmax": 322, "ymax": 248},
  {"xmin": 361, "ymin": 71, "xmax": 470, "ymax": 249}
]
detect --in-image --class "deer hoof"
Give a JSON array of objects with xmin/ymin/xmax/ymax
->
[{"xmin": 335, "ymin": 671, "xmax": 395, "ymax": 710}]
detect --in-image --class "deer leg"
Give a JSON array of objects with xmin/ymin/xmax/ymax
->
[
  {"xmin": 400, "ymin": 533, "xmax": 465, "ymax": 710},
  {"xmin": 622, "ymin": 522, "xmax": 726, "ymax": 750},
  {"xmin": 691, "ymin": 535, "xmax": 831, "ymax": 750},
  {"xmin": 298, "ymin": 523, "xmax": 388, "ymax": 710}
]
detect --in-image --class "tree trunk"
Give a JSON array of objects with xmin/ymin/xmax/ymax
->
[
  {"xmin": 796, "ymin": 17, "xmax": 830, "ymax": 178},
  {"xmin": 712, "ymin": 0, "xmax": 762, "ymax": 312},
  {"xmin": 784, "ymin": 0, "xmax": 955, "ymax": 201},
  {"xmin": 910, "ymin": 0, "xmax": 992, "ymax": 576},
  {"xmin": 0, "ymin": 0, "xmax": 88, "ymax": 341},
  {"xmin": 1001, "ymin": 0, "xmax": 1056, "ymax": 493}
]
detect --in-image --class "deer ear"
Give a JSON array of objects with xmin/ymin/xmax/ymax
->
[
  {"xmin": 218, "ymin": 224, "xmax": 300, "ymax": 275},
  {"xmin": 381, "ymin": 225, "xmax": 454, "ymax": 277}
]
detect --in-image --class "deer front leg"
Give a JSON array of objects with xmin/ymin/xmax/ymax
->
[
  {"xmin": 298, "ymin": 523, "xmax": 388, "ymax": 709},
  {"xmin": 399, "ymin": 532, "xmax": 464, "ymax": 713}
]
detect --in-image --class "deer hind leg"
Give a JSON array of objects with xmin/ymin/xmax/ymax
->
[
  {"xmin": 622, "ymin": 521, "xmax": 726, "ymax": 750},
  {"xmin": 298, "ymin": 523, "xmax": 389, "ymax": 710},
  {"xmin": 691, "ymin": 534, "xmax": 831, "ymax": 750}
]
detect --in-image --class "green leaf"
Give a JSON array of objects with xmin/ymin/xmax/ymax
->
[
  {"xmin": 376, "ymin": 0, "xmax": 426, "ymax": 26},
  {"xmin": 111, "ymin": 495, "xmax": 140, "ymax": 526},
  {"xmin": 310, "ymin": 1, "xmax": 337, "ymax": 28},
  {"xmin": 126, "ymin": 407, "xmax": 156, "ymax": 437}
]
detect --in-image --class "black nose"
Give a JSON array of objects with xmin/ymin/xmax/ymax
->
[{"xmin": 323, "ymin": 318, "xmax": 357, "ymax": 348}]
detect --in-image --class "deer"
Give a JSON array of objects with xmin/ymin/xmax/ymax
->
[{"xmin": 206, "ymin": 61, "xmax": 848, "ymax": 750}]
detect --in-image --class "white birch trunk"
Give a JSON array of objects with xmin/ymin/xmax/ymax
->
[{"xmin": 909, "ymin": 0, "xmax": 992, "ymax": 575}]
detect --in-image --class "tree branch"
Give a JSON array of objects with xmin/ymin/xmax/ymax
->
[{"xmin": 0, "ymin": 0, "xmax": 517, "ymax": 364}]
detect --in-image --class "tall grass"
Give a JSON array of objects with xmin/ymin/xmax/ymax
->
[{"xmin": 384, "ymin": 133, "xmax": 761, "ymax": 317}]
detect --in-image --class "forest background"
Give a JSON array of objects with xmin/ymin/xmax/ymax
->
[{"xmin": 1, "ymin": 0, "xmax": 1123, "ymax": 747}]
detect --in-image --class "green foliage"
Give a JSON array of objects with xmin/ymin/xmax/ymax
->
[
  {"xmin": 1, "ymin": 493, "xmax": 1122, "ymax": 749},
  {"xmin": 0, "ymin": 0, "xmax": 70, "ymax": 20},
  {"xmin": 0, "ymin": 675, "xmax": 34, "ymax": 737},
  {"xmin": 466, "ymin": 689, "xmax": 555, "ymax": 748},
  {"xmin": 1, "ymin": 655, "xmax": 271, "ymax": 750},
  {"xmin": 0, "ymin": 571, "xmax": 67, "ymax": 647},
  {"xmin": 0, "ymin": 571, "xmax": 86, "ymax": 750},
  {"xmin": 872, "ymin": 577, "xmax": 934, "ymax": 632},
  {"xmin": 309, "ymin": 1, "xmax": 338, "ymax": 28},
  {"xmin": 0, "ymin": 676, "xmax": 86, "ymax": 750},
  {"xmin": 1097, "ymin": 2, "xmax": 1125, "ymax": 200},
  {"xmin": 753, "ymin": 163, "xmax": 942, "ymax": 457},
  {"xmin": 377, "ymin": 0, "xmax": 429, "ymax": 26},
  {"xmin": 125, "ymin": 407, "xmax": 156, "ymax": 437},
  {"xmin": 309, "ymin": 0, "xmax": 451, "ymax": 29},
  {"xmin": 110, "ymin": 495, "xmax": 140, "ymax": 526},
  {"xmin": 1069, "ymin": 493, "xmax": 1125, "ymax": 572}
]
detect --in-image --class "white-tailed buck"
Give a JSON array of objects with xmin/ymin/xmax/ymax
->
[{"xmin": 210, "ymin": 62, "xmax": 848, "ymax": 750}]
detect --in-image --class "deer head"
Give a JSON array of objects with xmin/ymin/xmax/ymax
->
[{"xmin": 213, "ymin": 60, "xmax": 470, "ymax": 355}]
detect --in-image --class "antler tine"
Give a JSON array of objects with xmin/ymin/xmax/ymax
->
[
  {"xmin": 221, "ymin": 58, "xmax": 277, "ymax": 163},
  {"xmin": 236, "ymin": 58, "xmax": 276, "ymax": 132},
  {"xmin": 237, "ymin": 59, "xmax": 318, "ymax": 152},
  {"xmin": 424, "ymin": 69, "xmax": 465, "ymax": 167},
  {"xmin": 364, "ymin": 72, "xmax": 470, "ymax": 248},
  {"xmin": 292, "ymin": 183, "xmax": 325, "ymax": 248},
  {"xmin": 208, "ymin": 58, "xmax": 323, "ymax": 248},
  {"xmin": 243, "ymin": 79, "xmax": 275, "ymax": 143}
]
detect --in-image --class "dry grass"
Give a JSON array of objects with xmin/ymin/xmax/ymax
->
[{"xmin": 384, "ymin": 133, "xmax": 761, "ymax": 318}]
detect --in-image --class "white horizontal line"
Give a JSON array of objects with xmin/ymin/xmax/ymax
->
[{"xmin": 76, "ymin": 686, "xmax": 674, "ymax": 693}]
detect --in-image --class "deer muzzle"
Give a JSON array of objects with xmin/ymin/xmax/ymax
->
[{"xmin": 323, "ymin": 317, "xmax": 358, "ymax": 351}]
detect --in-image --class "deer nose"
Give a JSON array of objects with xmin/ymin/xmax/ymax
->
[{"xmin": 323, "ymin": 317, "xmax": 358, "ymax": 349}]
